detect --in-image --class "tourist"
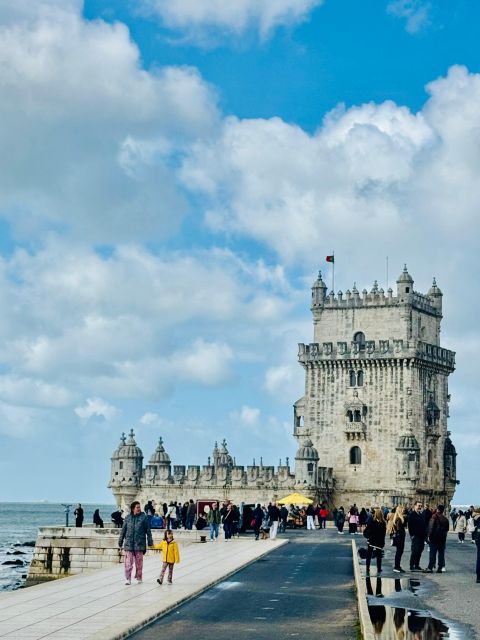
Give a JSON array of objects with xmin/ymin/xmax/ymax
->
[
  {"xmin": 474, "ymin": 509, "xmax": 480, "ymax": 583},
  {"xmin": 111, "ymin": 509, "xmax": 124, "ymax": 528},
  {"xmin": 268, "ymin": 501, "xmax": 280, "ymax": 539},
  {"xmin": 232, "ymin": 504, "xmax": 240, "ymax": 537},
  {"xmin": 424, "ymin": 504, "xmax": 449, "ymax": 573},
  {"xmin": 252, "ymin": 503, "xmax": 263, "ymax": 540},
  {"xmin": 166, "ymin": 502, "xmax": 177, "ymax": 529},
  {"xmin": 359, "ymin": 507, "xmax": 368, "ymax": 533},
  {"xmin": 319, "ymin": 504, "xmax": 329, "ymax": 529},
  {"xmin": 450, "ymin": 507, "xmax": 458, "ymax": 531},
  {"xmin": 408, "ymin": 501, "xmax": 426, "ymax": 571},
  {"xmin": 156, "ymin": 529, "xmax": 180, "ymax": 585},
  {"xmin": 456, "ymin": 510, "xmax": 467, "ymax": 543},
  {"xmin": 336, "ymin": 506, "xmax": 345, "ymax": 534},
  {"xmin": 364, "ymin": 508, "xmax": 387, "ymax": 576},
  {"xmin": 348, "ymin": 507, "xmax": 359, "ymax": 534},
  {"xmin": 279, "ymin": 504, "xmax": 288, "ymax": 532},
  {"xmin": 144, "ymin": 500, "xmax": 155, "ymax": 526},
  {"xmin": 118, "ymin": 500, "xmax": 153, "ymax": 585},
  {"xmin": 93, "ymin": 509, "xmax": 104, "ymax": 528},
  {"xmin": 207, "ymin": 501, "xmax": 221, "ymax": 540},
  {"xmin": 222, "ymin": 502, "xmax": 235, "ymax": 540},
  {"xmin": 196, "ymin": 512, "xmax": 207, "ymax": 530},
  {"xmin": 181, "ymin": 502, "xmax": 188, "ymax": 529},
  {"xmin": 306, "ymin": 503, "xmax": 315, "ymax": 530},
  {"xmin": 388, "ymin": 505, "xmax": 406, "ymax": 573},
  {"xmin": 186, "ymin": 499, "xmax": 196, "ymax": 530},
  {"xmin": 467, "ymin": 513, "xmax": 476, "ymax": 543},
  {"xmin": 74, "ymin": 504, "xmax": 84, "ymax": 528}
]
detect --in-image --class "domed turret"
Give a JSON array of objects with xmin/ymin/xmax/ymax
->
[
  {"xmin": 109, "ymin": 430, "xmax": 144, "ymax": 508},
  {"xmin": 311, "ymin": 271, "xmax": 327, "ymax": 308},
  {"xmin": 396, "ymin": 264, "xmax": 414, "ymax": 300},
  {"xmin": 397, "ymin": 433, "xmax": 420, "ymax": 450},
  {"xmin": 149, "ymin": 437, "xmax": 171, "ymax": 465},
  {"xmin": 295, "ymin": 439, "xmax": 319, "ymax": 486},
  {"xmin": 427, "ymin": 277, "xmax": 443, "ymax": 311}
]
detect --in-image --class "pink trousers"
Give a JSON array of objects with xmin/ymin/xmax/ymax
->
[{"xmin": 124, "ymin": 551, "xmax": 144, "ymax": 581}]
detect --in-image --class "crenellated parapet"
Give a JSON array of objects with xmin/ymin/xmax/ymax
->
[{"xmin": 298, "ymin": 339, "xmax": 455, "ymax": 370}]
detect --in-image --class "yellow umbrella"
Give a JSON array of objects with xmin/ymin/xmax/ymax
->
[{"xmin": 277, "ymin": 492, "xmax": 313, "ymax": 505}]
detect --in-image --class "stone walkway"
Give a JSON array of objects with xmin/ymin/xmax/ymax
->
[{"xmin": 0, "ymin": 538, "xmax": 286, "ymax": 639}]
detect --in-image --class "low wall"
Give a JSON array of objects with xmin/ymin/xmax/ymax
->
[{"xmin": 26, "ymin": 526, "xmax": 202, "ymax": 587}]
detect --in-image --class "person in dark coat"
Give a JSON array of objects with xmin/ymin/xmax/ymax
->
[
  {"xmin": 118, "ymin": 500, "xmax": 153, "ymax": 585},
  {"xmin": 336, "ymin": 507, "xmax": 346, "ymax": 534},
  {"xmin": 252, "ymin": 503, "xmax": 263, "ymax": 540},
  {"xmin": 408, "ymin": 501, "xmax": 426, "ymax": 571},
  {"xmin": 111, "ymin": 509, "xmax": 124, "ymax": 528},
  {"xmin": 389, "ymin": 505, "xmax": 407, "ymax": 573},
  {"xmin": 93, "ymin": 509, "xmax": 104, "ymax": 528},
  {"xmin": 424, "ymin": 505, "xmax": 449, "ymax": 573},
  {"xmin": 364, "ymin": 508, "xmax": 387, "ymax": 576},
  {"xmin": 186, "ymin": 499, "xmax": 196, "ymax": 530},
  {"xmin": 473, "ymin": 510, "xmax": 480, "ymax": 583},
  {"xmin": 74, "ymin": 504, "xmax": 84, "ymax": 527}
]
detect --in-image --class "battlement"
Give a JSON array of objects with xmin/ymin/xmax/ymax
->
[
  {"xmin": 313, "ymin": 287, "xmax": 440, "ymax": 316},
  {"xmin": 298, "ymin": 339, "xmax": 455, "ymax": 369}
]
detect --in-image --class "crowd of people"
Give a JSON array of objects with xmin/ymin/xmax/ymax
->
[{"xmin": 341, "ymin": 501, "xmax": 480, "ymax": 583}]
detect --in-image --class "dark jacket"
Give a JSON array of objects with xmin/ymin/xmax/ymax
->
[
  {"xmin": 408, "ymin": 510, "xmax": 427, "ymax": 538},
  {"xmin": 394, "ymin": 517, "xmax": 406, "ymax": 540},
  {"xmin": 427, "ymin": 512, "xmax": 449, "ymax": 546},
  {"xmin": 207, "ymin": 508, "xmax": 221, "ymax": 525},
  {"xmin": 268, "ymin": 505, "xmax": 280, "ymax": 522},
  {"xmin": 119, "ymin": 513, "xmax": 153, "ymax": 551},
  {"xmin": 253, "ymin": 506, "xmax": 264, "ymax": 525},
  {"xmin": 364, "ymin": 519, "xmax": 387, "ymax": 548}
]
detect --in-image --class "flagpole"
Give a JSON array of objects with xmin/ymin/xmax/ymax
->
[{"xmin": 332, "ymin": 250, "xmax": 335, "ymax": 293}]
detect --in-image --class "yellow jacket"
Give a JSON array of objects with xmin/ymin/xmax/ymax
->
[{"xmin": 158, "ymin": 539, "xmax": 180, "ymax": 563}]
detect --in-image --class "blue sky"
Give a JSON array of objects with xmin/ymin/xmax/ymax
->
[{"xmin": 0, "ymin": 0, "xmax": 479, "ymax": 503}]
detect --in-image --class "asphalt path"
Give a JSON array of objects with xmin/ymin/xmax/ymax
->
[{"xmin": 131, "ymin": 530, "xmax": 358, "ymax": 640}]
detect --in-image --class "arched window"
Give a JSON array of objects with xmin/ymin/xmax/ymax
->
[
  {"xmin": 349, "ymin": 370, "xmax": 356, "ymax": 386},
  {"xmin": 427, "ymin": 449, "xmax": 433, "ymax": 468},
  {"xmin": 354, "ymin": 410, "xmax": 362, "ymax": 422},
  {"xmin": 357, "ymin": 370, "xmax": 364, "ymax": 386},
  {"xmin": 346, "ymin": 410, "xmax": 353, "ymax": 423},
  {"xmin": 353, "ymin": 332, "xmax": 366, "ymax": 352},
  {"xmin": 350, "ymin": 446, "xmax": 362, "ymax": 464}
]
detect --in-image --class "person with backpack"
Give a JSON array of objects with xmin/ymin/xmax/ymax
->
[
  {"xmin": 364, "ymin": 508, "xmax": 387, "ymax": 576},
  {"xmin": 424, "ymin": 505, "xmax": 450, "ymax": 573}
]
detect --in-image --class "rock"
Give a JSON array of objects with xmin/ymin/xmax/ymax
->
[
  {"xmin": 14, "ymin": 541, "xmax": 35, "ymax": 547},
  {"xmin": 7, "ymin": 551, "xmax": 26, "ymax": 555},
  {"xmin": 2, "ymin": 559, "xmax": 24, "ymax": 566}
]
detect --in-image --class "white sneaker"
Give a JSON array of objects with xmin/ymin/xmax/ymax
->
[{"xmin": 125, "ymin": 580, "xmax": 131, "ymax": 585}]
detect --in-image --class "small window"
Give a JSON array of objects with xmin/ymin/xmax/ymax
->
[
  {"xmin": 349, "ymin": 370, "xmax": 356, "ymax": 386},
  {"xmin": 347, "ymin": 410, "xmax": 353, "ymax": 423},
  {"xmin": 427, "ymin": 449, "xmax": 433, "ymax": 468},
  {"xmin": 307, "ymin": 463, "xmax": 314, "ymax": 472},
  {"xmin": 119, "ymin": 461, "xmax": 123, "ymax": 469},
  {"xmin": 357, "ymin": 370, "xmax": 364, "ymax": 386},
  {"xmin": 353, "ymin": 332, "xmax": 366, "ymax": 352},
  {"xmin": 408, "ymin": 453, "xmax": 416, "ymax": 462},
  {"xmin": 350, "ymin": 446, "xmax": 361, "ymax": 464},
  {"xmin": 405, "ymin": 287, "xmax": 410, "ymax": 293},
  {"xmin": 354, "ymin": 410, "xmax": 361, "ymax": 423}
]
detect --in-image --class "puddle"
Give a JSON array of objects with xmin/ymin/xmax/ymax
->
[
  {"xmin": 366, "ymin": 578, "xmax": 464, "ymax": 638},
  {"xmin": 368, "ymin": 606, "xmax": 463, "ymax": 639}
]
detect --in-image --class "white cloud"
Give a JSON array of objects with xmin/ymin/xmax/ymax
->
[
  {"xmin": 74, "ymin": 397, "xmax": 118, "ymax": 422},
  {"xmin": 0, "ymin": 375, "xmax": 75, "ymax": 408},
  {"xmin": 0, "ymin": 1, "xmax": 219, "ymax": 244},
  {"xmin": 231, "ymin": 405, "xmax": 261, "ymax": 427},
  {"xmin": 139, "ymin": 0, "xmax": 323, "ymax": 42},
  {"xmin": 387, "ymin": 0, "xmax": 431, "ymax": 34},
  {"xmin": 140, "ymin": 412, "xmax": 161, "ymax": 426},
  {"xmin": 264, "ymin": 364, "xmax": 299, "ymax": 397}
]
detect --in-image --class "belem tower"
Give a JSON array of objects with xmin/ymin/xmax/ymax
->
[{"xmin": 109, "ymin": 266, "xmax": 458, "ymax": 511}]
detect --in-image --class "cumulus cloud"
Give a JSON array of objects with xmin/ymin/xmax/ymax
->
[
  {"xmin": 0, "ymin": 0, "xmax": 219, "ymax": 244},
  {"xmin": 139, "ymin": 0, "xmax": 323, "ymax": 42},
  {"xmin": 387, "ymin": 0, "xmax": 431, "ymax": 34},
  {"xmin": 231, "ymin": 404, "xmax": 261, "ymax": 427},
  {"xmin": 74, "ymin": 397, "xmax": 118, "ymax": 422}
]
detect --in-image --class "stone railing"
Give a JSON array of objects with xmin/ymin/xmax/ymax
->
[
  {"xmin": 312, "ymin": 289, "xmax": 439, "ymax": 315},
  {"xmin": 298, "ymin": 340, "xmax": 455, "ymax": 368}
]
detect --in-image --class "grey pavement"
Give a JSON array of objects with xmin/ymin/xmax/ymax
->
[{"xmin": 131, "ymin": 529, "xmax": 358, "ymax": 640}]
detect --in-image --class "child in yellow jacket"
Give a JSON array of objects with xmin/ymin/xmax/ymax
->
[{"xmin": 156, "ymin": 530, "xmax": 180, "ymax": 584}]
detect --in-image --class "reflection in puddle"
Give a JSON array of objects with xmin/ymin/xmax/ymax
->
[{"xmin": 366, "ymin": 577, "xmax": 462, "ymax": 639}]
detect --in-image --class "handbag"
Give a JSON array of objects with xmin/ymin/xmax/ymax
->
[{"xmin": 250, "ymin": 517, "xmax": 256, "ymax": 527}]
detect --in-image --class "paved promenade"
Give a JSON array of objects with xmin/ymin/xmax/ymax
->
[{"xmin": 0, "ymin": 538, "xmax": 286, "ymax": 640}]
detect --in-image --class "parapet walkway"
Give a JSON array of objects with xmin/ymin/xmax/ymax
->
[{"xmin": 0, "ymin": 538, "xmax": 287, "ymax": 640}]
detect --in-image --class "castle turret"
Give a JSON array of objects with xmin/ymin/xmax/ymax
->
[
  {"xmin": 108, "ymin": 429, "xmax": 143, "ymax": 509},
  {"xmin": 396, "ymin": 431, "xmax": 420, "ymax": 483},
  {"xmin": 396, "ymin": 264, "xmax": 414, "ymax": 301},
  {"xmin": 295, "ymin": 438, "xmax": 319, "ymax": 488},
  {"xmin": 311, "ymin": 271, "xmax": 327, "ymax": 309},
  {"xmin": 145, "ymin": 437, "xmax": 171, "ymax": 484},
  {"xmin": 427, "ymin": 277, "xmax": 443, "ymax": 312}
]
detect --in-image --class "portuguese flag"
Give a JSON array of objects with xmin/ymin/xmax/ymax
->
[{"xmin": 326, "ymin": 255, "xmax": 334, "ymax": 263}]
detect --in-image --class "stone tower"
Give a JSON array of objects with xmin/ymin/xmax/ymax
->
[
  {"xmin": 295, "ymin": 266, "xmax": 458, "ymax": 507},
  {"xmin": 108, "ymin": 429, "xmax": 144, "ymax": 510}
]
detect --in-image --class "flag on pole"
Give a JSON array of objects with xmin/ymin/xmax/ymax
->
[{"xmin": 326, "ymin": 255, "xmax": 334, "ymax": 263}]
